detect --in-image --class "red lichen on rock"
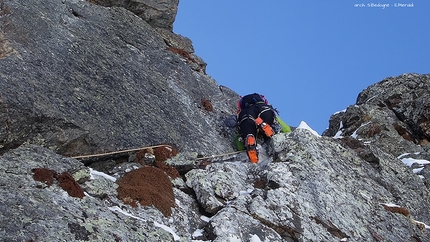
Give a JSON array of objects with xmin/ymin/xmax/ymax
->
[
  {"xmin": 56, "ymin": 172, "xmax": 85, "ymax": 198},
  {"xmin": 155, "ymin": 160, "xmax": 180, "ymax": 179},
  {"xmin": 166, "ymin": 46, "xmax": 197, "ymax": 64},
  {"xmin": 201, "ymin": 98, "xmax": 213, "ymax": 111},
  {"xmin": 32, "ymin": 168, "xmax": 84, "ymax": 199},
  {"xmin": 393, "ymin": 123, "xmax": 414, "ymax": 142},
  {"xmin": 253, "ymin": 177, "xmax": 266, "ymax": 189},
  {"xmin": 116, "ymin": 166, "xmax": 175, "ymax": 217},
  {"xmin": 153, "ymin": 146, "xmax": 178, "ymax": 162},
  {"xmin": 166, "ymin": 47, "xmax": 206, "ymax": 73},
  {"xmin": 134, "ymin": 148, "xmax": 153, "ymax": 163},
  {"xmin": 32, "ymin": 168, "xmax": 57, "ymax": 186},
  {"xmin": 381, "ymin": 203, "xmax": 410, "ymax": 217},
  {"xmin": 152, "ymin": 146, "xmax": 180, "ymax": 178},
  {"xmin": 361, "ymin": 123, "xmax": 383, "ymax": 137}
]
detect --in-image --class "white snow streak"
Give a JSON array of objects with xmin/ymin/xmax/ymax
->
[
  {"xmin": 200, "ymin": 215, "xmax": 211, "ymax": 222},
  {"xmin": 334, "ymin": 121, "xmax": 344, "ymax": 139},
  {"xmin": 400, "ymin": 157, "xmax": 430, "ymax": 173},
  {"xmin": 108, "ymin": 206, "xmax": 146, "ymax": 222},
  {"xmin": 154, "ymin": 221, "xmax": 181, "ymax": 241},
  {"xmin": 351, "ymin": 121, "xmax": 371, "ymax": 138},
  {"xmin": 89, "ymin": 168, "xmax": 116, "ymax": 181}
]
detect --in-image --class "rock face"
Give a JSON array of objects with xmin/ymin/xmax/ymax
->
[
  {"xmin": 0, "ymin": 145, "xmax": 184, "ymax": 242},
  {"xmin": 0, "ymin": 0, "xmax": 237, "ymax": 158},
  {"xmin": 90, "ymin": 0, "xmax": 179, "ymax": 30},
  {"xmin": 323, "ymin": 73, "xmax": 430, "ymax": 189},
  {"xmin": 1, "ymin": 0, "xmax": 430, "ymax": 241},
  {"xmin": 1, "ymin": 128, "xmax": 429, "ymax": 241}
]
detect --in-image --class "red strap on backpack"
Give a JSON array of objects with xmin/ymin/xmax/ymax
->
[{"xmin": 260, "ymin": 94, "xmax": 268, "ymax": 105}]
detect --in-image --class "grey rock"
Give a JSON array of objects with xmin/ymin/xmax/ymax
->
[
  {"xmin": 184, "ymin": 129, "xmax": 430, "ymax": 241},
  {"xmin": 0, "ymin": 144, "xmax": 218, "ymax": 241},
  {"xmin": 0, "ymin": 0, "xmax": 238, "ymax": 158},
  {"xmin": 90, "ymin": 0, "xmax": 179, "ymax": 30},
  {"xmin": 156, "ymin": 27, "xmax": 195, "ymax": 53},
  {"xmin": 324, "ymin": 74, "xmax": 430, "ymax": 171},
  {"xmin": 421, "ymin": 165, "xmax": 430, "ymax": 187},
  {"xmin": 207, "ymin": 207, "xmax": 284, "ymax": 242},
  {"xmin": 2, "ymin": 128, "xmax": 430, "ymax": 241},
  {"xmin": 0, "ymin": 145, "xmax": 173, "ymax": 241},
  {"xmin": 82, "ymin": 172, "xmax": 118, "ymax": 198},
  {"xmin": 1, "ymin": 0, "xmax": 430, "ymax": 241},
  {"xmin": 185, "ymin": 161, "xmax": 254, "ymax": 214},
  {"xmin": 274, "ymin": 129, "xmax": 429, "ymax": 241}
]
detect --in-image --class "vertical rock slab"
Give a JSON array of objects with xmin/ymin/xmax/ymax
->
[{"xmin": 0, "ymin": 0, "xmax": 238, "ymax": 157}]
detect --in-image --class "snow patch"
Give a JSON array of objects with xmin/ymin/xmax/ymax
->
[
  {"xmin": 154, "ymin": 221, "xmax": 181, "ymax": 241},
  {"xmin": 380, "ymin": 203, "xmax": 401, "ymax": 208},
  {"xmin": 398, "ymin": 153, "xmax": 411, "ymax": 159},
  {"xmin": 413, "ymin": 168, "xmax": 424, "ymax": 174},
  {"xmin": 400, "ymin": 157, "xmax": 430, "ymax": 174},
  {"xmin": 401, "ymin": 157, "xmax": 430, "ymax": 167},
  {"xmin": 227, "ymin": 235, "xmax": 242, "ymax": 242},
  {"xmin": 192, "ymin": 228, "xmax": 204, "ymax": 238},
  {"xmin": 333, "ymin": 109, "xmax": 346, "ymax": 115},
  {"xmin": 366, "ymin": 94, "xmax": 379, "ymax": 103},
  {"xmin": 297, "ymin": 121, "xmax": 320, "ymax": 137},
  {"xmin": 90, "ymin": 168, "xmax": 116, "ymax": 181},
  {"xmin": 200, "ymin": 215, "xmax": 211, "ymax": 222},
  {"xmin": 334, "ymin": 121, "xmax": 344, "ymax": 139},
  {"xmin": 175, "ymin": 198, "xmax": 182, "ymax": 207},
  {"xmin": 240, "ymin": 188, "xmax": 254, "ymax": 195},
  {"xmin": 250, "ymin": 234, "xmax": 263, "ymax": 242}
]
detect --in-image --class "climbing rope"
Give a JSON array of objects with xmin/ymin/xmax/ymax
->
[
  {"xmin": 70, "ymin": 144, "xmax": 244, "ymax": 162},
  {"xmin": 196, "ymin": 150, "xmax": 244, "ymax": 161},
  {"xmin": 70, "ymin": 144, "xmax": 173, "ymax": 160}
]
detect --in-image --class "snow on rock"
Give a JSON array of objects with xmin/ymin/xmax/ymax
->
[
  {"xmin": 90, "ymin": 168, "xmax": 117, "ymax": 181},
  {"xmin": 154, "ymin": 221, "xmax": 181, "ymax": 241},
  {"xmin": 297, "ymin": 121, "xmax": 321, "ymax": 137},
  {"xmin": 109, "ymin": 206, "xmax": 147, "ymax": 222},
  {"xmin": 397, "ymin": 153, "xmax": 430, "ymax": 175},
  {"xmin": 250, "ymin": 234, "xmax": 263, "ymax": 242},
  {"xmin": 401, "ymin": 157, "xmax": 430, "ymax": 167},
  {"xmin": 334, "ymin": 121, "xmax": 344, "ymax": 139}
]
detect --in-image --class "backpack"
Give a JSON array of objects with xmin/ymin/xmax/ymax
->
[{"xmin": 237, "ymin": 93, "xmax": 268, "ymax": 110}]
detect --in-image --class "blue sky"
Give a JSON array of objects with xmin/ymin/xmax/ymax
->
[{"xmin": 173, "ymin": 1, "xmax": 430, "ymax": 134}]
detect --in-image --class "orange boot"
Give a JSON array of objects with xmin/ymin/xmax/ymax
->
[{"xmin": 245, "ymin": 134, "xmax": 258, "ymax": 163}]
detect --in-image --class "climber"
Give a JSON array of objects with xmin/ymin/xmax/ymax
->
[{"xmin": 235, "ymin": 93, "xmax": 290, "ymax": 163}]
